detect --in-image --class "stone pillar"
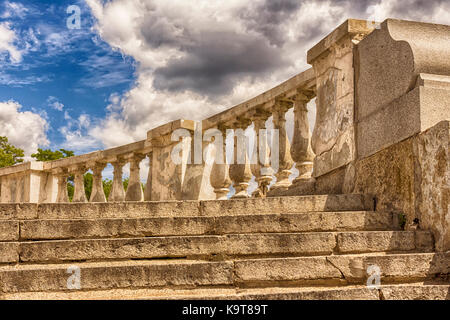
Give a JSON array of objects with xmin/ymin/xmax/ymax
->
[
  {"xmin": 291, "ymin": 93, "xmax": 315, "ymax": 185},
  {"xmin": 271, "ymin": 100, "xmax": 294, "ymax": 191},
  {"xmin": 70, "ymin": 165, "xmax": 87, "ymax": 203},
  {"xmin": 14, "ymin": 175, "xmax": 24, "ymax": 203},
  {"xmin": 307, "ymin": 19, "xmax": 375, "ymax": 181},
  {"xmin": 251, "ymin": 117, "xmax": 273, "ymax": 197},
  {"xmin": 229, "ymin": 123, "xmax": 252, "ymax": 199},
  {"xmin": 109, "ymin": 159, "xmax": 126, "ymax": 202},
  {"xmin": 53, "ymin": 168, "xmax": 69, "ymax": 203},
  {"xmin": 144, "ymin": 153, "xmax": 152, "ymax": 201},
  {"xmin": 148, "ymin": 120, "xmax": 214, "ymax": 201},
  {"xmin": 89, "ymin": 162, "xmax": 106, "ymax": 203},
  {"xmin": 210, "ymin": 128, "xmax": 231, "ymax": 200},
  {"xmin": 0, "ymin": 176, "xmax": 12, "ymax": 203},
  {"xmin": 125, "ymin": 153, "xmax": 145, "ymax": 202}
]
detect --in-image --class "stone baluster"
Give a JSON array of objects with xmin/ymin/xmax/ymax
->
[
  {"xmin": 210, "ymin": 127, "xmax": 231, "ymax": 200},
  {"xmin": 70, "ymin": 165, "xmax": 87, "ymax": 203},
  {"xmin": 229, "ymin": 121, "xmax": 252, "ymax": 198},
  {"xmin": 125, "ymin": 153, "xmax": 145, "ymax": 202},
  {"xmin": 271, "ymin": 100, "xmax": 294, "ymax": 191},
  {"xmin": 291, "ymin": 93, "xmax": 315, "ymax": 185},
  {"xmin": 109, "ymin": 158, "xmax": 126, "ymax": 202},
  {"xmin": 89, "ymin": 162, "xmax": 107, "ymax": 203},
  {"xmin": 53, "ymin": 168, "xmax": 69, "ymax": 203},
  {"xmin": 251, "ymin": 115, "xmax": 273, "ymax": 197},
  {"xmin": 144, "ymin": 153, "xmax": 152, "ymax": 201}
]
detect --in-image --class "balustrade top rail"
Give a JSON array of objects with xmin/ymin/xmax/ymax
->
[{"xmin": 202, "ymin": 68, "xmax": 316, "ymax": 130}]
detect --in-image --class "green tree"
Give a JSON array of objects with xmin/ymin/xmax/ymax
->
[
  {"xmin": 31, "ymin": 148, "xmax": 74, "ymax": 161},
  {"xmin": 0, "ymin": 136, "xmax": 25, "ymax": 168},
  {"xmin": 103, "ymin": 178, "xmax": 113, "ymax": 200},
  {"xmin": 122, "ymin": 177, "xmax": 145, "ymax": 193}
]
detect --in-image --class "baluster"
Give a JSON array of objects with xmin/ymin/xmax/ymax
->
[
  {"xmin": 89, "ymin": 162, "xmax": 107, "ymax": 202},
  {"xmin": 271, "ymin": 100, "xmax": 294, "ymax": 191},
  {"xmin": 291, "ymin": 93, "xmax": 315, "ymax": 185},
  {"xmin": 229, "ymin": 122, "xmax": 252, "ymax": 198},
  {"xmin": 125, "ymin": 153, "xmax": 145, "ymax": 201},
  {"xmin": 210, "ymin": 128, "xmax": 231, "ymax": 200},
  {"xmin": 109, "ymin": 158, "xmax": 126, "ymax": 202},
  {"xmin": 53, "ymin": 168, "xmax": 69, "ymax": 203},
  {"xmin": 251, "ymin": 116, "xmax": 273, "ymax": 197},
  {"xmin": 70, "ymin": 165, "xmax": 87, "ymax": 203}
]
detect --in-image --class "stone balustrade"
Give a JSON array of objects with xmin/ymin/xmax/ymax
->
[{"xmin": 0, "ymin": 68, "xmax": 316, "ymax": 203}]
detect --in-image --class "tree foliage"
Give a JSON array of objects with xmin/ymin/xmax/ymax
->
[
  {"xmin": 31, "ymin": 148, "xmax": 74, "ymax": 162},
  {"xmin": 0, "ymin": 136, "xmax": 25, "ymax": 168}
]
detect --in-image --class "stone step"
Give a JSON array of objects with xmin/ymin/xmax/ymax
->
[
  {"xmin": 17, "ymin": 211, "xmax": 396, "ymax": 241},
  {"xmin": 0, "ymin": 252, "xmax": 447, "ymax": 294},
  {"xmin": 0, "ymin": 194, "xmax": 374, "ymax": 220},
  {"xmin": 3, "ymin": 283, "xmax": 448, "ymax": 300},
  {"xmin": 16, "ymin": 231, "xmax": 434, "ymax": 263}
]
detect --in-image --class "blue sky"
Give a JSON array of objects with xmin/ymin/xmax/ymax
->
[{"xmin": 0, "ymin": 0, "xmax": 136, "ymax": 153}]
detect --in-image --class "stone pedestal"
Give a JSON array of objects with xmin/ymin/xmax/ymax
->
[
  {"xmin": 147, "ymin": 120, "xmax": 215, "ymax": 201},
  {"xmin": 0, "ymin": 162, "xmax": 48, "ymax": 203},
  {"xmin": 307, "ymin": 19, "xmax": 376, "ymax": 178}
]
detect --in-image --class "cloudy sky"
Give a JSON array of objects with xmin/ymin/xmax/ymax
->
[{"xmin": 0, "ymin": 0, "xmax": 449, "ymax": 158}]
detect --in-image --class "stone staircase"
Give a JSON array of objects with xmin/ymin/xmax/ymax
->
[{"xmin": 0, "ymin": 194, "xmax": 448, "ymax": 300}]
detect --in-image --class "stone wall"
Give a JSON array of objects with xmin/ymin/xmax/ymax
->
[{"xmin": 352, "ymin": 121, "xmax": 449, "ymax": 252}]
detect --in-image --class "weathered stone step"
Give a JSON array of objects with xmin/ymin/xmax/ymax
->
[
  {"xmin": 17, "ymin": 211, "xmax": 395, "ymax": 241},
  {"xmin": 3, "ymin": 283, "xmax": 448, "ymax": 300},
  {"xmin": 0, "ymin": 252, "xmax": 446, "ymax": 294},
  {"xmin": 0, "ymin": 194, "xmax": 374, "ymax": 220},
  {"xmin": 17, "ymin": 231, "xmax": 434, "ymax": 263},
  {"xmin": 234, "ymin": 252, "xmax": 449, "ymax": 286}
]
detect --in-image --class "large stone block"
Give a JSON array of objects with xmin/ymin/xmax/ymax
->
[
  {"xmin": 356, "ymin": 19, "xmax": 450, "ymax": 120},
  {"xmin": 356, "ymin": 78, "xmax": 450, "ymax": 158},
  {"xmin": 355, "ymin": 18, "xmax": 450, "ymax": 159}
]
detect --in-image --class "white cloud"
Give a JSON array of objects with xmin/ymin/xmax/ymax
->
[
  {"xmin": 47, "ymin": 96, "xmax": 64, "ymax": 111},
  {"xmin": 0, "ymin": 100, "xmax": 49, "ymax": 156},
  {"xmin": 58, "ymin": 111, "xmax": 102, "ymax": 153},
  {"xmin": 0, "ymin": 22, "xmax": 22, "ymax": 63},
  {"xmin": 1, "ymin": 1, "xmax": 29, "ymax": 19}
]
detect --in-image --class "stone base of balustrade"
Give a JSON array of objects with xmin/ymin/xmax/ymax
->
[{"xmin": 267, "ymin": 178, "xmax": 316, "ymax": 197}]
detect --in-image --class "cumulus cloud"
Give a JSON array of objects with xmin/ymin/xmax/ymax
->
[
  {"xmin": 83, "ymin": 0, "xmax": 449, "ymax": 150},
  {"xmin": 0, "ymin": 101, "xmax": 49, "ymax": 156}
]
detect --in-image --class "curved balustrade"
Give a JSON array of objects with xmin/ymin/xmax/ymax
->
[{"xmin": 0, "ymin": 68, "xmax": 316, "ymax": 203}]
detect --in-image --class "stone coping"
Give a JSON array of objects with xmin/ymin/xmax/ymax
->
[
  {"xmin": 202, "ymin": 67, "xmax": 316, "ymax": 130},
  {"xmin": 307, "ymin": 19, "xmax": 376, "ymax": 64},
  {"xmin": 0, "ymin": 162, "xmax": 43, "ymax": 176}
]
